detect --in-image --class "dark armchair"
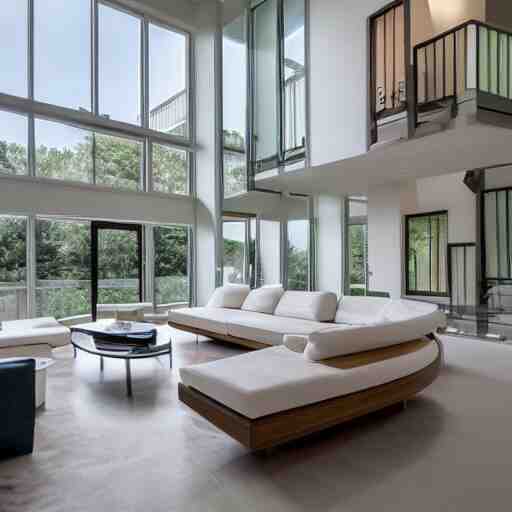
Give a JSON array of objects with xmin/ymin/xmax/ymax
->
[{"xmin": 0, "ymin": 359, "xmax": 36, "ymax": 458}]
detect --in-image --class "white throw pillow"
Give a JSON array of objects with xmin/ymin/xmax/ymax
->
[
  {"xmin": 283, "ymin": 334, "xmax": 308, "ymax": 353},
  {"xmin": 335, "ymin": 296, "xmax": 390, "ymax": 325},
  {"xmin": 241, "ymin": 285, "xmax": 284, "ymax": 314},
  {"xmin": 274, "ymin": 291, "xmax": 338, "ymax": 322},
  {"xmin": 207, "ymin": 284, "xmax": 251, "ymax": 309}
]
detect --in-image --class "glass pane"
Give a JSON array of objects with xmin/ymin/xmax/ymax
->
[
  {"xmin": 287, "ymin": 219, "xmax": 308, "ymax": 290},
  {"xmin": 253, "ymin": 0, "xmax": 278, "ymax": 164},
  {"xmin": 224, "ymin": 151, "xmax": 246, "ymax": 198},
  {"xmin": 438, "ymin": 213, "xmax": 448, "ymax": 293},
  {"xmin": 99, "ymin": 3, "xmax": 141, "ymax": 125},
  {"xmin": 497, "ymin": 190, "xmax": 509, "ymax": 278},
  {"xmin": 148, "ymin": 24, "xmax": 187, "ymax": 136},
  {"xmin": 36, "ymin": 218, "xmax": 91, "ymax": 319},
  {"xmin": 0, "ymin": 1, "xmax": 28, "ymax": 97},
  {"xmin": 35, "ymin": 118, "xmax": 93, "ymax": 183},
  {"xmin": 499, "ymin": 33, "xmax": 508, "ymax": 97},
  {"xmin": 489, "ymin": 30, "xmax": 498, "ymax": 95},
  {"xmin": 154, "ymin": 225, "xmax": 189, "ymax": 305},
  {"xmin": 349, "ymin": 224, "xmax": 367, "ymax": 296},
  {"xmin": 408, "ymin": 216, "xmax": 429, "ymax": 292},
  {"xmin": 0, "ymin": 111, "xmax": 28, "ymax": 176},
  {"xmin": 430, "ymin": 216, "xmax": 439, "ymax": 292},
  {"xmin": 152, "ymin": 143, "xmax": 188, "ymax": 195},
  {"xmin": 95, "ymin": 133, "xmax": 142, "ymax": 191},
  {"xmin": 0, "ymin": 216, "xmax": 28, "ymax": 321},
  {"xmin": 34, "ymin": 0, "xmax": 91, "ymax": 111},
  {"xmin": 283, "ymin": 0, "xmax": 305, "ymax": 156},
  {"xmin": 260, "ymin": 219, "xmax": 281, "ymax": 285},
  {"xmin": 97, "ymin": 229, "xmax": 139, "ymax": 305},
  {"xmin": 479, "ymin": 27, "xmax": 489, "ymax": 92},
  {"xmin": 223, "ymin": 221, "xmax": 246, "ymax": 284},
  {"xmin": 223, "ymin": 15, "xmax": 246, "ymax": 151},
  {"xmin": 485, "ymin": 192, "xmax": 498, "ymax": 278}
]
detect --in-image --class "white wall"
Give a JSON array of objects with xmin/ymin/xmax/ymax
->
[
  {"xmin": 401, "ymin": 172, "xmax": 476, "ymax": 243},
  {"xmin": 367, "ymin": 184, "xmax": 403, "ymax": 298},
  {"xmin": 309, "ymin": 0, "xmax": 391, "ymax": 167},
  {"xmin": 485, "ymin": 166, "xmax": 512, "ymax": 190}
]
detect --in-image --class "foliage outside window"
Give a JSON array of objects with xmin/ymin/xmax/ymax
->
[
  {"xmin": 0, "ymin": 216, "xmax": 28, "ymax": 321},
  {"xmin": 287, "ymin": 219, "xmax": 309, "ymax": 291},
  {"xmin": 349, "ymin": 224, "xmax": 367, "ymax": 296},
  {"xmin": 0, "ymin": 111, "xmax": 28, "ymax": 177},
  {"xmin": 35, "ymin": 218, "xmax": 92, "ymax": 319},
  {"xmin": 154, "ymin": 225, "xmax": 189, "ymax": 305},
  {"xmin": 152, "ymin": 144, "xmax": 188, "ymax": 195},
  {"xmin": 406, "ymin": 211, "xmax": 448, "ymax": 296}
]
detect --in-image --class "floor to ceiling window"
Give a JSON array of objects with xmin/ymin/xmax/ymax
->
[
  {"xmin": 0, "ymin": 0, "xmax": 193, "ymax": 195},
  {"xmin": 0, "ymin": 216, "xmax": 28, "ymax": 322},
  {"xmin": 287, "ymin": 219, "xmax": 309, "ymax": 290}
]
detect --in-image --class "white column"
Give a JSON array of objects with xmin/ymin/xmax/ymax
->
[
  {"xmin": 367, "ymin": 184, "xmax": 403, "ymax": 299},
  {"xmin": 194, "ymin": 1, "xmax": 223, "ymax": 305}
]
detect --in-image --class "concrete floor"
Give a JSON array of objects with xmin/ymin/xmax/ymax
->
[{"xmin": 1, "ymin": 332, "xmax": 512, "ymax": 512}]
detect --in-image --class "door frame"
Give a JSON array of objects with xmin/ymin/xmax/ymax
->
[{"xmin": 91, "ymin": 221, "xmax": 144, "ymax": 321}]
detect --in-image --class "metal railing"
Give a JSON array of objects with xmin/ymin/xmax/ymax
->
[
  {"xmin": 149, "ymin": 89, "xmax": 187, "ymax": 135},
  {"xmin": 414, "ymin": 20, "xmax": 512, "ymax": 124}
]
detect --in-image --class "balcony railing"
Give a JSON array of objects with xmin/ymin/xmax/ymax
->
[{"xmin": 414, "ymin": 20, "xmax": 512, "ymax": 126}]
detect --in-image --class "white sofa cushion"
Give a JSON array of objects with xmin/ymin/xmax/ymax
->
[
  {"xmin": 207, "ymin": 285, "xmax": 251, "ymax": 309},
  {"xmin": 304, "ymin": 301, "xmax": 446, "ymax": 361},
  {"xmin": 274, "ymin": 291, "xmax": 338, "ymax": 322},
  {"xmin": 2, "ymin": 317, "xmax": 62, "ymax": 331},
  {"xmin": 169, "ymin": 307, "xmax": 233, "ymax": 335},
  {"xmin": 180, "ymin": 341, "xmax": 439, "ymax": 419},
  {"xmin": 227, "ymin": 314, "xmax": 329, "ymax": 346},
  {"xmin": 241, "ymin": 285, "xmax": 284, "ymax": 314},
  {"xmin": 335, "ymin": 296, "xmax": 390, "ymax": 325}
]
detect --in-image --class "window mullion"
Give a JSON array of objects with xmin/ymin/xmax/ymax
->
[
  {"xmin": 142, "ymin": 17, "xmax": 149, "ymax": 129},
  {"xmin": 276, "ymin": 0, "xmax": 285, "ymax": 166},
  {"xmin": 28, "ymin": 0, "xmax": 34, "ymax": 100}
]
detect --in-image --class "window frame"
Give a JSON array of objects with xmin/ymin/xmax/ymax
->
[
  {"xmin": 248, "ymin": 0, "xmax": 307, "ymax": 176},
  {"xmin": 0, "ymin": 0, "xmax": 193, "ymax": 196},
  {"xmin": 405, "ymin": 210, "xmax": 449, "ymax": 297}
]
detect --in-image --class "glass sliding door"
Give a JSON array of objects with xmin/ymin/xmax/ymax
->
[{"xmin": 91, "ymin": 222, "xmax": 143, "ymax": 320}]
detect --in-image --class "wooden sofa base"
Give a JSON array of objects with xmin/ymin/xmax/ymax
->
[
  {"xmin": 178, "ymin": 339, "xmax": 442, "ymax": 450},
  {"xmin": 168, "ymin": 321, "xmax": 269, "ymax": 350}
]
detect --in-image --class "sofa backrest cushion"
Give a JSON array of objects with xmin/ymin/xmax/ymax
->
[
  {"xmin": 241, "ymin": 285, "xmax": 284, "ymax": 314},
  {"xmin": 304, "ymin": 301, "xmax": 446, "ymax": 361},
  {"xmin": 207, "ymin": 284, "xmax": 251, "ymax": 309},
  {"xmin": 274, "ymin": 291, "xmax": 338, "ymax": 322},
  {"xmin": 335, "ymin": 296, "xmax": 390, "ymax": 325}
]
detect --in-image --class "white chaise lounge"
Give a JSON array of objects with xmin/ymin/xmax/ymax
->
[
  {"xmin": 0, "ymin": 317, "xmax": 71, "ymax": 358},
  {"xmin": 174, "ymin": 287, "xmax": 445, "ymax": 450}
]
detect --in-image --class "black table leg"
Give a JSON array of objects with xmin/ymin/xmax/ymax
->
[
  {"xmin": 73, "ymin": 346, "xmax": 77, "ymax": 358},
  {"xmin": 169, "ymin": 349, "xmax": 172, "ymax": 369},
  {"xmin": 125, "ymin": 359, "xmax": 132, "ymax": 397},
  {"xmin": 100, "ymin": 356, "xmax": 104, "ymax": 372}
]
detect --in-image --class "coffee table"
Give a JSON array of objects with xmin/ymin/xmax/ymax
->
[{"xmin": 70, "ymin": 321, "xmax": 172, "ymax": 397}]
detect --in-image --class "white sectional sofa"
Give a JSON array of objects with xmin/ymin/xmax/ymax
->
[
  {"xmin": 0, "ymin": 317, "xmax": 71, "ymax": 358},
  {"xmin": 174, "ymin": 286, "xmax": 446, "ymax": 450}
]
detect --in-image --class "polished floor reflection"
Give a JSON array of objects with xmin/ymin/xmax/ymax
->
[{"xmin": 1, "ymin": 333, "xmax": 512, "ymax": 512}]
